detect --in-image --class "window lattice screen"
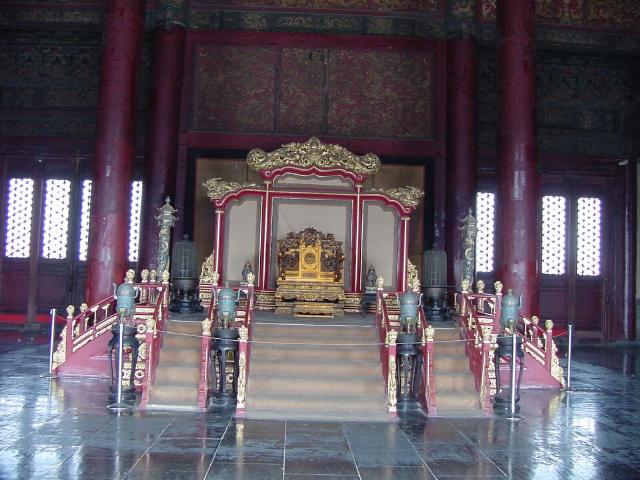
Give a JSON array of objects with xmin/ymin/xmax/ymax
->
[
  {"xmin": 576, "ymin": 197, "xmax": 602, "ymax": 276},
  {"xmin": 128, "ymin": 181, "xmax": 143, "ymax": 262},
  {"xmin": 475, "ymin": 192, "xmax": 495, "ymax": 273},
  {"xmin": 541, "ymin": 195, "xmax": 567, "ymax": 275},
  {"xmin": 78, "ymin": 179, "xmax": 93, "ymax": 261},
  {"xmin": 42, "ymin": 179, "xmax": 72, "ymax": 259},
  {"xmin": 5, "ymin": 178, "xmax": 35, "ymax": 258}
]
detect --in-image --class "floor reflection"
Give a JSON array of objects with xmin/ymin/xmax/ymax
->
[{"xmin": 0, "ymin": 331, "xmax": 639, "ymax": 479}]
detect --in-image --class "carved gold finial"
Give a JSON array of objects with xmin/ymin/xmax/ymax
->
[
  {"xmin": 368, "ymin": 186, "xmax": 424, "ymax": 208},
  {"xmin": 407, "ymin": 260, "xmax": 421, "ymax": 293},
  {"xmin": 161, "ymin": 270, "xmax": 170, "ymax": 283},
  {"xmin": 146, "ymin": 317, "xmax": 156, "ymax": 333},
  {"xmin": 149, "ymin": 269, "xmax": 158, "ymax": 283},
  {"xmin": 238, "ymin": 325, "xmax": 249, "ymax": 341},
  {"xmin": 532, "ymin": 315, "xmax": 539, "ymax": 326},
  {"xmin": 425, "ymin": 325, "xmax": 435, "ymax": 342},
  {"xmin": 545, "ymin": 319, "xmax": 554, "ymax": 331},
  {"xmin": 246, "ymin": 272, "xmax": 256, "ymax": 287},
  {"xmin": 199, "ymin": 252, "xmax": 215, "ymax": 283},
  {"xmin": 494, "ymin": 281, "xmax": 503, "ymax": 294},
  {"xmin": 476, "ymin": 280, "xmax": 485, "ymax": 294},
  {"xmin": 376, "ymin": 275, "xmax": 384, "ymax": 289},
  {"xmin": 461, "ymin": 278, "xmax": 470, "ymax": 292},
  {"xmin": 80, "ymin": 303, "xmax": 88, "ymax": 313},
  {"xmin": 202, "ymin": 317, "xmax": 212, "ymax": 336},
  {"xmin": 247, "ymin": 136, "xmax": 381, "ymax": 175},
  {"xmin": 125, "ymin": 269, "xmax": 135, "ymax": 283},
  {"xmin": 203, "ymin": 178, "xmax": 258, "ymax": 201},
  {"xmin": 482, "ymin": 325, "xmax": 493, "ymax": 342},
  {"xmin": 212, "ymin": 271, "xmax": 220, "ymax": 286},
  {"xmin": 388, "ymin": 330, "xmax": 398, "ymax": 344},
  {"xmin": 141, "ymin": 269, "xmax": 149, "ymax": 282},
  {"xmin": 66, "ymin": 305, "xmax": 75, "ymax": 318}
]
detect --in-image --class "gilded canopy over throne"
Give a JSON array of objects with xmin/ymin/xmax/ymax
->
[{"xmin": 277, "ymin": 228, "xmax": 344, "ymax": 285}]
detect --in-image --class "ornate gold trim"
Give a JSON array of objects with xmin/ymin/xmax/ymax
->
[
  {"xmin": 237, "ymin": 351, "xmax": 246, "ymax": 405},
  {"xmin": 407, "ymin": 260, "xmax": 421, "ymax": 293},
  {"xmin": 368, "ymin": 186, "xmax": 424, "ymax": 208},
  {"xmin": 203, "ymin": 177, "xmax": 259, "ymax": 200},
  {"xmin": 247, "ymin": 137, "xmax": 381, "ymax": 175}
]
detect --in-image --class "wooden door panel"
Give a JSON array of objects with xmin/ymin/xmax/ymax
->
[
  {"xmin": 574, "ymin": 287, "xmax": 602, "ymax": 331},
  {"xmin": 540, "ymin": 288, "xmax": 568, "ymax": 326}
]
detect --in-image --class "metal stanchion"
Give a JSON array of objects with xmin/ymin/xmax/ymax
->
[
  {"xmin": 506, "ymin": 332, "xmax": 523, "ymax": 421},
  {"xmin": 108, "ymin": 318, "xmax": 130, "ymax": 411},
  {"xmin": 41, "ymin": 309, "xmax": 57, "ymax": 379},
  {"xmin": 566, "ymin": 324, "xmax": 574, "ymax": 391}
]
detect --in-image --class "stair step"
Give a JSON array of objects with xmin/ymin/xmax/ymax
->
[
  {"xmin": 248, "ymin": 374, "xmax": 383, "ymax": 396},
  {"xmin": 433, "ymin": 372, "xmax": 476, "ymax": 392},
  {"xmin": 434, "ymin": 354, "xmax": 473, "ymax": 372},
  {"xmin": 149, "ymin": 384, "xmax": 198, "ymax": 405},
  {"xmin": 154, "ymin": 365, "xmax": 201, "ymax": 384},
  {"xmin": 246, "ymin": 392, "xmax": 388, "ymax": 416},
  {"xmin": 162, "ymin": 333, "xmax": 202, "ymax": 349},
  {"xmin": 250, "ymin": 357, "xmax": 380, "ymax": 377},
  {"xmin": 250, "ymin": 343, "xmax": 379, "ymax": 361},
  {"xmin": 165, "ymin": 320, "xmax": 203, "ymax": 335},
  {"xmin": 158, "ymin": 347, "xmax": 202, "ymax": 364}
]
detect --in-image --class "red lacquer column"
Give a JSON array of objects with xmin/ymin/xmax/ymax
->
[
  {"xmin": 496, "ymin": 0, "xmax": 539, "ymax": 316},
  {"xmin": 445, "ymin": 36, "xmax": 477, "ymax": 290},
  {"xmin": 139, "ymin": 24, "xmax": 186, "ymax": 270},
  {"xmin": 85, "ymin": 0, "xmax": 145, "ymax": 305}
]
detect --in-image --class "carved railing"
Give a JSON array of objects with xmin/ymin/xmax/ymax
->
[
  {"xmin": 415, "ymin": 304, "xmax": 436, "ymax": 415},
  {"xmin": 375, "ymin": 287, "xmax": 400, "ymax": 414},
  {"xmin": 197, "ymin": 282, "xmax": 256, "ymax": 412},
  {"xmin": 456, "ymin": 281, "xmax": 565, "ymax": 410},
  {"xmin": 51, "ymin": 276, "xmax": 169, "ymax": 393},
  {"xmin": 137, "ymin": 280, "xmax": 171, "ymax": 408},
  {"xmin": 456, "ymin": 284, "xmax": 502, "ymax": 410}
]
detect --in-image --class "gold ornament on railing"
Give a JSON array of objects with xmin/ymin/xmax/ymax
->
[
  {"xmin": 247, "ymin": 272, "xmax": 255, "ymax": 287},
  {"xmin": 149, "ymin": 270, "xmax": 158, "ymax": 283},
  {"xmin": 407, "ymin": 259, "xmax": 421, "ymax": 293},
  {"xmin": 494, "ymin": 281, "xmax": 503, "ymax": 294},
  {"xmin": 376, "ymin": 275, "xmax": 384, "ymax": 289},
  {"xmin": 202, "ymin": 317, "xmax": 212, "ymax": 336},
  {"xmin": 125, "ymin": 269, "xmax": 135, "ymax": 283},
  {"xmin": 238, "ymin": 325, "xmax": 249, "ymax": 341},
  {"xmin": 80, "ymin": 303, "xmax": 88, "ymax": 313},
  {"xmin": 461, "ymin": 278, "xmax": 471, "ymax": 293},
  {"xmin": 476, "ymin": 280, "xmax": 485, "ymax": 294},
  {"xmin": 161, "ymin": 270, "xmax": 170, "ymax": 283},
  {"xmin": 237, "ymin": 351, "xmax": 247, "ymax": 404},
  {"xmin": 146, "ymin": 317, "xmax": 156, "ymax": 336},
  {"xmin": 66, "ymin": 305, "xmax": 75, "ymax": 318},
  {"xmin": 545, "ymin": 319, "xmax": 554, "ymax": 331},
  {"xmin": 425, "ymin": 325, "xmax": 435, "ymax": 342},
  {"xmin": 200, "ymin": 253, "xmax": 215, "ymax": 283},
  {"xmin": 387, "ymin": 353, "xmax": 398, "ymax": 410}
]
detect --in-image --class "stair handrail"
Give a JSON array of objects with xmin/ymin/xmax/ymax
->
[
  {"xmin": 375, "ymin": 284, "xmax": 400, "ymax": 414},
  {"xmin": 456, "ymin": 282, "xmax": 502, "ymax": 410},
  {"xmin": 415, "ymin": 305, "xmax": 436, "ymax": 414},
  {"xmin": 197, "ymin": 281, "xmax": 256, "ymax": 413},
  {"xmin": 138, "ymin": 278, "xmax": 170, "ymax": 408},
  {"xmin": 516, "ymin": 315, "xmax": 565, "ymax": 387}
]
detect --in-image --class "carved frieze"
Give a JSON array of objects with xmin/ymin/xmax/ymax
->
[
  {"xmin": 202, "ymin": 177, "xmax": 259, "ymax": 201},
  {"xmin": 248, "ymin": 137, "xmax": 381, "ymax": 175},
  {"xmin": 368, "ymin": 186, "xmax": 424, "ymax": 208}
]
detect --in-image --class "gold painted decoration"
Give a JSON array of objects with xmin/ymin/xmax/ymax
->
[
  {"xmin": 199, "ymin": 252, "xmax": 216, "ymax": 283},
  {"xmin": 368, "ymin": 186, "xmax": 424, "ymax": 208},
  {"xmin": 237, "ymin": 351, "xmax": 247, "ymax": 404},
  {"xmin": 387, "ymin": 354, "xmax": 397, "ymax": 409},
  {"xmin": 407, "ymin": 259, "xmax": 421, "ymax": 293},
  {"xmin": 247, "ymin": 137, "xmax": 381, "ymax": 175},
  {"xmin": 203, "ymin": 177, "xmax": 259, "ymax": 200},
  {"xmin": 202, "ymin": 317, "xmax": 212, "ymax": 336}
]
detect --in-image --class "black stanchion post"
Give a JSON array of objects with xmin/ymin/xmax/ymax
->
[
  {"xmin": 108, "ymin": 309, "xmax": 131, "ymax": 411},
  {"xmin": 42, "ymin": 308, "xmax": 57, "ymax": 378},
  {"xmin": 506, "ymin": 332, "xmax": 523, "ymax": 421},
  {"xmin": 567, "ymin": 324, "xmax": 574, "ymax": 391}
]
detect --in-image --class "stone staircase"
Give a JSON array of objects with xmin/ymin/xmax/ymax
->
[
  {"xmin": 147, "ymin": 319, "xmax": 202, "ymax": 410},
  {"xmin": 245, "ymin": 320, "xmax": 389, "ymax": 421},
  {"xmin": 433, "ymin": 326, "xmax": 484, "ymax": 416}
]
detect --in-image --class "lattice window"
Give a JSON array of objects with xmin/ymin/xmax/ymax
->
[
  {"xmin": 78, "ymin": 179, "xmax": 92, "ymax": 261},
  {"xmin": 128, "ymin": 180, "xmax": 143, "ymax": 262},
  {"xmin": 476, "ymin": 192, "xmax": 495, "ymax": 273},
  {"xmin": 5, "ymin": 178, "xmax": 35, "ymax": 258},
  {"xmin": 541, "ymin": 195, "xmax": 567, "ymax": 275},
  {"xmin": 42, "ymin": 179, "xmax": 72, "ymax": 259},
  {"xmin": 577, "ymin": 197, "xmax": 602, "ymax": 276}
]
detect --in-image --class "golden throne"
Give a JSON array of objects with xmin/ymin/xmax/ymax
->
[{"xmin": 274, "ymin": 228, "xmax": 345, "ymax": 317}]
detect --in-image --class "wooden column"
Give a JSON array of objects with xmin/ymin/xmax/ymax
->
[
  {"xmin": 496, "ymin": 0, "xmax": 539, "ymax": 316},
  {"xmin": 85, "ymin": 0, "xmax": 145, "ymax": 305},
  {"xmin": 139, "ymin": 25, "xmax": 186, "ymax": 270},
  {"xmin": 445, "ymin": 36, "xmax": 477, "ymax": 290}
]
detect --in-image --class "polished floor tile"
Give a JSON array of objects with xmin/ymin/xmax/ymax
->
[{"xmin": 1, "ymin": 331, "xmax": 639, "ymax": 479}]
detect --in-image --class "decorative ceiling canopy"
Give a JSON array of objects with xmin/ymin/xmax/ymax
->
[{"xmin": 247, "ymin": 137, "xmax": 381, "ymax": 177}]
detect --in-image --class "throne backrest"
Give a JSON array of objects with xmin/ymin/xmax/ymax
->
[{"xmin": 277, "ymin": 228, "xmax": 344, "ymax": 284}]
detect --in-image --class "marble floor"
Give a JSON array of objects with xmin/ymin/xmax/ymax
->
[{"xmin": 0, "ymin": 329, "xmax": 639, "ymax": 479}]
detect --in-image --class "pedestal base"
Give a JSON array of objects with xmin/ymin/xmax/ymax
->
[{"xmin": 275, "ymin": 282, "xmax": 345, "ymax": 317}]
